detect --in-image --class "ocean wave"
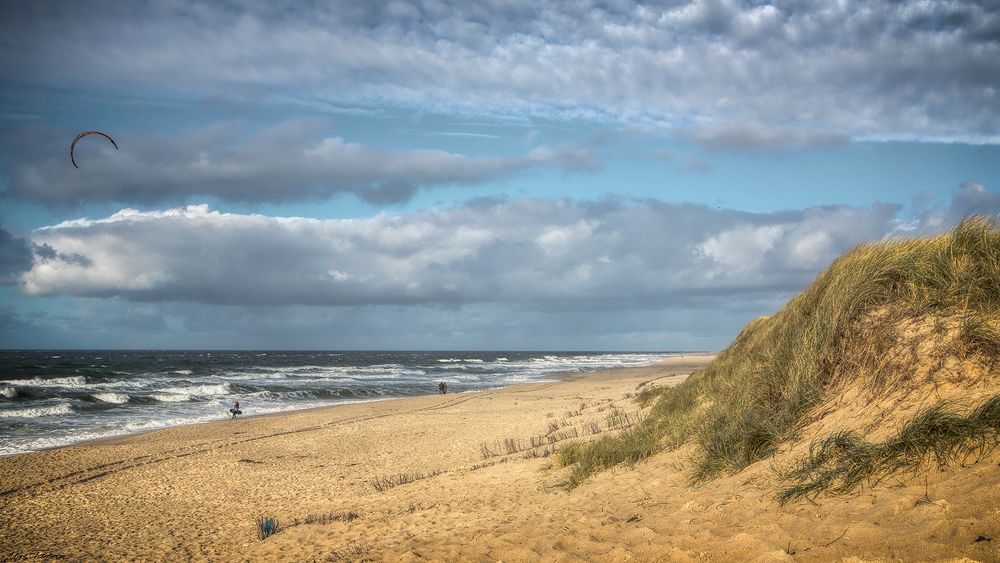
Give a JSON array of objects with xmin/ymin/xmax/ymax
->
[
  {"xmin": 6, "ymin": 375, "xmax": 88, "ymax": 388},
  {"xmin": 93, "ymin": 392, "xmax": 130, "ymax": 404},
  {"xmin": 0, "ymin": 403, "xmax": 74, "ymax": 418},
  {"xmin": 151, "ymin": 393, "xmax": 191, "ymax": 403},
  {"xmin": 0, "ymin": 351, "xmax": 673, "ymax": 456},
  {"xmin": 347, "ymin": 365, "xmax": 425, "ymax": 377},
  {"xmin": 160, "ymin": 383, "xmax": 230, "ymax": 396},
  {"xmin": 243, "ymin": 365, "xmax": 349, "ymax": 378},
  {"xmin": 275, "ymin": 390, "xmax": 318, "ymax": 400}
]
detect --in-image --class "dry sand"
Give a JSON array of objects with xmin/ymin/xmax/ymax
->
[{"xmin": 1, "ymin": 353, "xmax": 997, "ymax": 562}]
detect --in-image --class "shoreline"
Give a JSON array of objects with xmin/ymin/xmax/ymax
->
[
  {"xmin": 3, "ymin": 350, "xmax": 995, "ymax": 562},
  {"xmin": 9, "ymin": 353, "xmax": 700, "ymax": 457},
  {"xmin": 0, "ymin": 355, "xmax": 712, "ymax": 560}
]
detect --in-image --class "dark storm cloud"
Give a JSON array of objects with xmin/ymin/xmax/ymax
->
[
  {"xmin": 0, "ymin": 226, "xmax": 34, "ymax": 284},
  {"xmin": 1, "ymin": 1, "xmax": 997, "ymax": 142},
  {"xmin": 1, "ymin": 122, "xmax": 600, "ymax": 205},
  {"xmin": 0, "ymin": 305, "xmax": 31, "ymax": 330}
]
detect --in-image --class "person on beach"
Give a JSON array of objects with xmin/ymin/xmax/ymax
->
[
  {"xmin": 230, "ymin": 399, "xmax": 241, "ymax": 419},
  {"xmin": 438, "ymin": 382, "xmax": 448, "ymax": 394}
]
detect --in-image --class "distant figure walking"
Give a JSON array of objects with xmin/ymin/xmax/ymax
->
[
  {"xmin": 438, "ymin": 382, "xmax": 448, "ymax": 394},
  {"xmin": 230, "ymin": 399, "xmax": 242, "ymax": 419}
]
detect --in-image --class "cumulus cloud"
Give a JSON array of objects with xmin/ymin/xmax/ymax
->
[
  {"xmin": 2, "ymin": 122, "xmax": 600, "ymax": 205},
  {"xmin": 20, "ymin": 192, "xmax": 978, "ymax": 308},
  {"xmin": 1, "ymin": 1, "xmax": 998, "ymax": 142},
  {"xmin": 0, "ymin": 226, "xmax": 34, "ymax": 284},
  {"xmin": 903, "ymin": 180, "xmax": 1000, "ymax": 232},
  {"xmin": 7, "ymin": 184, "xmax": 996, "ymax": 349}
]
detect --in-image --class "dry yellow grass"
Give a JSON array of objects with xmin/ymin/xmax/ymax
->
[{"xmin": 563, "ymin": 216, "xmax": 1000, "ymax": 491}]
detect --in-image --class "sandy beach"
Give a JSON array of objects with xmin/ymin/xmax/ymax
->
[{"xmin": 1, "ymin": 353, "xmax": 997, "ymax": 562}]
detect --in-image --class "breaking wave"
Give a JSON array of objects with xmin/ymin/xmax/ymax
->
[
  {"xmin": 6, "ymin": 376, "xmax": 89, "ymax": 388},
  {"xmin": 0, "ymin": 403, "xmax": 74, "ymax": 418},
  {"xmin": 93, "ymin": 392, "xmax": 130, "ymax": 404}
]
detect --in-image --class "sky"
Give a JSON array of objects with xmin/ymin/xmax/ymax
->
[{"xmin": 0, "ymin": 0, "xmax": 998, "ymax": 351}]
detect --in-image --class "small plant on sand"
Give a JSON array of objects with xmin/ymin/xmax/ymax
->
[
  {"xmin": 289, "ymin": 511, "xmax": 359, "ymax": 527},
  {"xmin": 778, "ymin": 395, "xmax": 1000, "ymax": 504},
  {"xmin": 325, "ymin": 539, "xmax": 367, "ymax": 561},
  {"xmin": 255, "ymin": 515, "xmax": 280, "ymax": 541}
]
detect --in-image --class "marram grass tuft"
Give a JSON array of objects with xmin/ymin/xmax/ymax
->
[{"xmin": 560, "ymin": 216, "xmax": 1000, "ymax": 488}]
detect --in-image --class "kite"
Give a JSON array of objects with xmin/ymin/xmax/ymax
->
[{"xmin": 70, "ymin": 131, "xmax": 118, "ymax": 169}]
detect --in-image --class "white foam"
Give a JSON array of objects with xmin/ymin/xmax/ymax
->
[
  {"xmin": 0, "ymin": 386, "xmax": 16, "ymax": 398},
  {"xmin": 0, "ymin": 403, "xmax": 74, "ymax": 418},
  {"xmin": 93, "ymin": 392, "xmax": 130, "ymax": 404},
  {"xmin": 172, "ymin": 369, "xmax": 193, "ymax": 375},
  {"xmin": 7, "ymin": 376, "xmax": 88, "ymax": 388},
  {"xmin": 151, "ymin": 393, "xmax": 191, "ymax": 402},
  {"xmin": 160, "ymin": 383, "xmax": 229, "ymax": 396}
]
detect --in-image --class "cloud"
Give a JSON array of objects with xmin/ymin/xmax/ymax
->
[
  {"xmin": 0, "ymin": 226, "xmax": 33, "ymax": 284},
  {"xmin": 686, "ymin": 125, "xmax": 851, "ymax": 152},
  {"xmin": 2, "ymin": 1, "xmax": 998, "ymax": 142},
  {"xmin": 0, "ymin": 305, "xmax": 32, "ymax": 330},
  {"xmin": 1, "ymin": 121, "xmax": 601, "ymax": 205},
  {"xmin": 950, "ymin": 181, "xmax": 1000, "ymax": 216},
  {"xmin": 7, "ymin": 184, "xmax": 996, "ymax": 350},
  {"xmin": 21, "ymin": 189, "xmax": 991, "ymax": 308},
  {"xmin": 903, "ymin": 180, "xmax": 1000, "ymax": 232}
]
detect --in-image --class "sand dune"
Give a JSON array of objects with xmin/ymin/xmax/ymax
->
[{"xmin": 1, "ymin": 354, "xmax": 997, "ymax": 561}]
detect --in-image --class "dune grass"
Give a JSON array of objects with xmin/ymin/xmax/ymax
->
[
  {"xmin": 559, "ymin": 216, "xmax": 1000, "ymax": 488},
  {"xmin": 778, "ymin": 394, "xmax": 1000, "ymax": 503},
  {"xmin": 559, "ymin": 424, "xmax": 660, "ymax": 488}
]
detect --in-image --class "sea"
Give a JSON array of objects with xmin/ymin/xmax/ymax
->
[{"xmin": 0, "ymin": 350, "xmax": 674, "ymax": 456}]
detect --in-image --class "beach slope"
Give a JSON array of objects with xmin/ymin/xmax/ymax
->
[
  {"xmin": 1, "ymin": 356, "xmax": 704, "ymax": 560},
  {"xmin": 1, "ymin": 350, "xmax": 998, "ymax": 561}
]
